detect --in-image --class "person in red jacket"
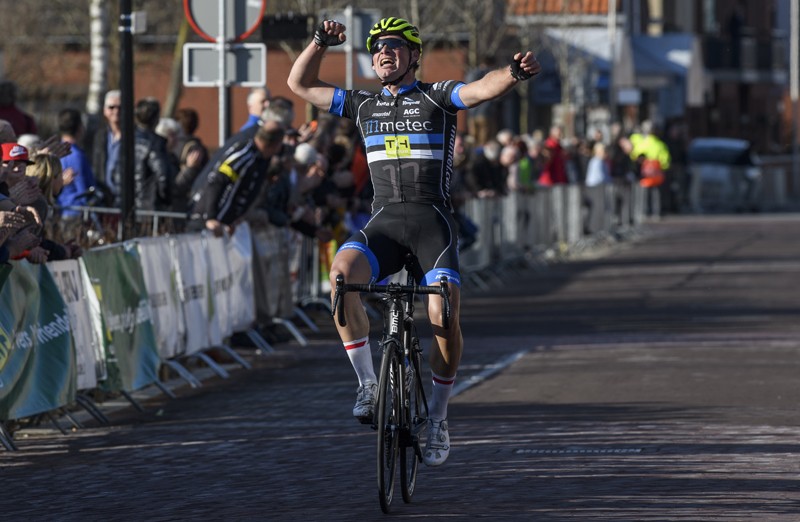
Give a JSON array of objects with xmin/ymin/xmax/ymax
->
[{"xmin": 538, "ymin": 125, "xmax": 568, "ymax": 186}]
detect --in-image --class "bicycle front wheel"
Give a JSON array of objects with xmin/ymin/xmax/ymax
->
[
  {"xmin": 400, "ymin": 344, "xmax": 424, "ymax": 503},
  {"xmin": 376, "ymin": 344, "xmax": 401, "ymax": 514}
]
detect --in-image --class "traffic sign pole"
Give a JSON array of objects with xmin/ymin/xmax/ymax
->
[
  {"xmin": 218, "ymin": 0, "xmax": 228, "ymax": 146},
  {"xmin": 183, "ymin": 0, "xmax": 267, "ymax": 147}
]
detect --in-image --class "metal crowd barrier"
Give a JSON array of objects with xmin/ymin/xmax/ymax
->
[
  {"xmin": 0, "ymin": 183, "xmax": 654, "ymax": 451},
  {"xmin": 458, "ymin": 183, "xmax": 651, "ymax": 289}
]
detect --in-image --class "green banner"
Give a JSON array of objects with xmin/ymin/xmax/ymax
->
[
  {"xmin": 81, "ymin": 245, "xmax": 160, "ymax": 393},
  {"xmin": 0, "ymin": 262, "xmax": 76, "ymax": 421}
]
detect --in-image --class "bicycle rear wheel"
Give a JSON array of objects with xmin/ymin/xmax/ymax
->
[
  {"xmin": 400, "ymin": 343, "xmax": 424, "ymax": 503},
  {"xmin": 376, "ymin": 345, "xmax": 400, "ymax": 514}
]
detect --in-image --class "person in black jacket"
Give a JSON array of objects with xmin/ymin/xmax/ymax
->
[{"xmin": 189, "ymin": 121, "xmax": 285, "ymax": 237}]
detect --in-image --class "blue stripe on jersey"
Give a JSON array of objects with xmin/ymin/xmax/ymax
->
[
  {"xmin": 424, "ymin": 268, "xmax": 461, "ymax": 288},
  {"xmin": 329, "ymin": 88, "xmax": 346, "ymax": 116},
  {"xmin": 451, "ymin": 83, "xmax": 468, "ymax": 110},
  {"xmin": 363, "ymin": 134, "xmax": 445, "ymax": 148},
  {"xmin": 338, "ymin": 241, "xmax": 380, "ymax": 283}
]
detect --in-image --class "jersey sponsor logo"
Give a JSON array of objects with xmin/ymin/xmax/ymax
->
[
  {"xmin": 358, "ymin": 90, "xmax": 373, "ymax": 96},
  {"xmin": 365, "ymin": 118, "xmax": 435, "ymax": 135},
  {"xmin": 385, "ymin": 136, "xmax": 411, "ymax": 158},
  {"xmin": 403, "ymin": 108, "xmax": 420, "ymax": 116},
  {"xmin": 432, "ymin": 80, "xmax": 453, "ymax": 90},
  {"xmin": 402, "ymin": 98, "xmax": 420, "ymax": 105},
  {"xmin": 375, "ymin": 99, "xmax": 392, "ymax": 107},
  {"xmin": 371, "ymin": 111, "xmax": 391, "ymax": 117}
]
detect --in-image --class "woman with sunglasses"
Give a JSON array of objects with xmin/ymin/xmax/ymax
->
[{"xmin": 288, "ymin": 17, "xmax": 540, "ymax": 467}]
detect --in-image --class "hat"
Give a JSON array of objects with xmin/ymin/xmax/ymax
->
[{"xmin": 1, "ymin": 143, "xmax": 34, "ymax": 164}]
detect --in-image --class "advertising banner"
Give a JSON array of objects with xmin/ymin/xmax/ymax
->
[
  {"xmin": 48, "ymin": 259, "xmax": 104, "ymax": 391},
  {"xmin": 81, "ymin": 246, "xmax": 160, "ymax": 392},
  {"xmin": 136, "ymin": 237, "xmax": 186, "ymax": 360},
  {"xmin": 0, "ymin": 262, "xmax": 76, "ymax": 421},
  {"xmin": 174, "ymin": 234, "xmax": 211, "ymax": 355},
  {"xmin": 205, "ymin": 233, "xmax": 234, "ymax": 342},
  {"xmin": 227, "ymin": 223, "xmax": 256, "ymax": 331}
]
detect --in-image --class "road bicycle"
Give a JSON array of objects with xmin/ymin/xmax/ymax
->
[{"xmin": 332, "ymin": 255, "xmax": 451, "ymax": 513}]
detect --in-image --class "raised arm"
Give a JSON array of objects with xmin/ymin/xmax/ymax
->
[
  {"xmin": 287, "ymin": 21, "xmax": 347, "ymax": 112},
  {"xmin": 458, "ymin": 51, "xmax": 541, "ymax": 108}
]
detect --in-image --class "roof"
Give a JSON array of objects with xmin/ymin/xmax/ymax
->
[
  {"xmin": 632, "ymin": 33, "xmax": 693, "ymax": 77},
  {"xmin": 508, "ymin": 0, "xmax": 610, "ymax": 15},
  {"xmin": 543, "ymin": 28, "xmax": 695, "ymax": 78}
]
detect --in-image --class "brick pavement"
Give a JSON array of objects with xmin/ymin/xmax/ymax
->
[{"xmin": 1, "ymin": 215, "xmax": 800, "ymax": 520}]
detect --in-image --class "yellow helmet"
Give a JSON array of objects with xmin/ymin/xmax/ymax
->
[{"xmin": 366, "ymin": 17, "xmax": 422, "ymax": 54}]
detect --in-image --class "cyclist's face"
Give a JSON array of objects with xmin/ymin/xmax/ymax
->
[{"xmin": 372, "ymin": 36, "xmax": 413, "ymax": 80}]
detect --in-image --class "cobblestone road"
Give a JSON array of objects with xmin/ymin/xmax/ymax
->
[{"xmin": 2, "ymin": 215, "xmax": 800, "ymax": 520}]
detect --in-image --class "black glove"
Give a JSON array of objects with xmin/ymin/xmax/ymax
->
[
  {"xmin": 314, "ymin": 21, "xmax": 343, "ymax": 47},
  {"xmin": 509, "ymin": 56, "xmax": 533, "ymax": 81}
]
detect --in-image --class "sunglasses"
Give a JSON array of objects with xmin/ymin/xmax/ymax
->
[{"xmin": 371, "ymin": 39, "xmax": 408, "ymax": 54}]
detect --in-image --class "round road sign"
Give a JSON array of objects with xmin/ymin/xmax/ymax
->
[{"xmin": 184, "ymin": 0, "xmax": 267, "ymax": 43}]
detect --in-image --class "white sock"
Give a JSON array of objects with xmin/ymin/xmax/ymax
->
[
  {"xmin": 429, "ymin": 371, "xmax": 456, "ymax": 420},
  {"xmin": 344, "ymin": 336, "xmax": 376, "ymax": 386}
]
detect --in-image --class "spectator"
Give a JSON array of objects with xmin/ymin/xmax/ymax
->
[
  {"xmin": 0, "ymin": 143, "xmax": 43, "ymax": 261},
  {"xmin": 585, "ymin": 142, "xmax": 611, "ymax": 187},
  {"xmin": 629, "ymin": 120, "xmax": 671, "ymax": 179},
  {"xmin": 239, "ymin": 87, "xmax": 271, "ymax": 131},
  {"xmin": 0, "ymin": 81, "xmax": 37, "ymax": 136},
  {"xmin": 25, "ymin": 153, "xmax": 82, "ymax": 261},
  {"xmin": 2, "ymin": 143, "xmax": 39, "ymax": 206},
  {"xmin": 0, "ymin": 208, "xmax": 37, "ymax": 265},
  {"xmin": 190, "ymin": 121, "xmax": 285, "ymax": 236},
  {"xmin": 469, "ymin": 140, "xmax": 505, "ymax": 197},
  {"xmin": 56, "ymin": 108, "xmax": 97, "ymax": 238},
  {"xmin": 90, "ymin": 90, "xmax": 122, "ymax": 204},
  {"xmin": 154, "ymin": 117, "xmax": 183, "ymax": 174},
  {"xmin": 172, "ymin": 108, "xmax": 209, "ymax": 214},
  {"xmin": 538, "ymin": 125, "xmax": 568, "ymax": 186},
  {"xmin": 131, "ymin": 97, "xmax": 172, "ymax": 211},
  {"xmin": 506, "ymin": 138, "xmax": 538, "ymax": 194},
  {"xmin": 0, "ymin": 145, "xmax": 52, "ymax": 264},
  {"xmin": 191, "ymin": 100, "xmax": 294, "ymax": 200}
]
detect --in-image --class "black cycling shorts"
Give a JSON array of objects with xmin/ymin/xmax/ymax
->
[{"xmin": 338, "ymin": 203, "xmax": 461, "ymax": 287}]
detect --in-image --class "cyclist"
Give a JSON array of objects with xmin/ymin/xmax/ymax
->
[{"xmin": 288, "ymin": 17, "xmax": 540, "ymax": 467}]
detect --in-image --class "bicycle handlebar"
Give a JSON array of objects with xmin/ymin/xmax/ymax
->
[{"xmin": 332, "ymin": 274, "xmax": 451, "ymax": 330}]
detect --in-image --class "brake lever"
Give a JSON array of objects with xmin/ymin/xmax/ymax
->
[
  {"xmin": 334, "ymin": 274, "xmax": 347, "ymax": 327},
  {"xmin": 439, "ymin": 276, "xmax": 450, "ymax": 330}
]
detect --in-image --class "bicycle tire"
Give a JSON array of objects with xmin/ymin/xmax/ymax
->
[
  {"xmin": 376, "ymin": 343, "xmax": 401, "ymax": 514},
  {"xmin": 400, "ymin": 341, "xmax": 424, "ymax": 503}
]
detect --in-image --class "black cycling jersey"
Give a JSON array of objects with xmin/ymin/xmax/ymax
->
[
  {"xmin": 190, "ymin": 139, "xmax": 269, "ymax": 225},
  {"xmin": 329, "ymin": 80, "xmax": 467, "ymax": 210},
  {"xmin": 331, "ymin": 80, "xmax": 468, "ymax": 286}
]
